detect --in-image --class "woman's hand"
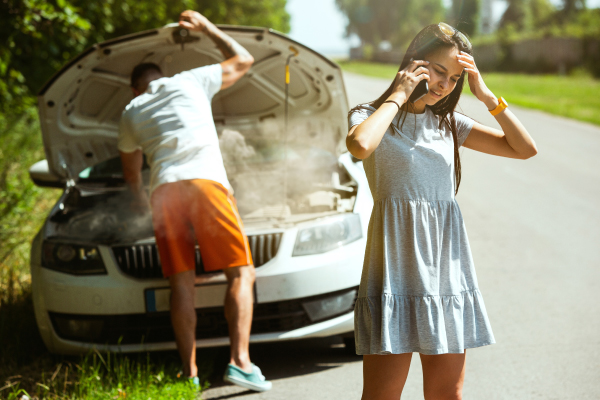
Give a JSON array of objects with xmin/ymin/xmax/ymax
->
[
  {"xmin": 388, "ymin": 59, "xmax": 430, "ymax": 103},
  {"xmin": 457, "ymin": 52, "xmax": 498, "ymax": 110},
  {"xmin": 458, "ymin": 51, "xmax": 538, "ymax": 159},
  {"xmin": 346, "ymin": 60, "xmax": 429, "ymax": 160},
  {"xmin": 179, "ymin": 10, "xmax": 209, "ymax": 32}
]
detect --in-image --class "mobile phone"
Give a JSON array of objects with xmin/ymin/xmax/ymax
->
[{"xmin": 409, "ymin": 80, "xmax": 429, "ymax": 103}]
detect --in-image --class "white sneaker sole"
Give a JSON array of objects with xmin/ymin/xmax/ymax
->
[{"xmin": 223, "ymin": 375, "xmax": 272, "ymax": 392}]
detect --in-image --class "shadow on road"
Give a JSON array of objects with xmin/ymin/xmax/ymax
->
[{"xmin": 199, "ymin": 336, "xmax": 361, "ymax": 399}]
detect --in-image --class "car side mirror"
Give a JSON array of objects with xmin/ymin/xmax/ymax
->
[{"xmin": 29, "ymin": 160, "xmax": 64, "ymax": 189}]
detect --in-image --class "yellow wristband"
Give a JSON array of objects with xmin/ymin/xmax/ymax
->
[{"xmin": 489, "ymin": 97, "xmax": 508, "ymax": 116}]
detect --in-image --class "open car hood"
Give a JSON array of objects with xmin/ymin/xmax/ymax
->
[{"xmin": 38, "ymin": 24, "xmax": 349, "ymax": 181}]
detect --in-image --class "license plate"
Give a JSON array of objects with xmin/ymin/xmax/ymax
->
[{"xmin": 145, "ymin": 283, "xmax": 228, "ymax": 313}]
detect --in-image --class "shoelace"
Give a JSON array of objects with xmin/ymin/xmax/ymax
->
[{"xmin": 253, "ymin": 365, "xmax": 266, "ymax": 381}]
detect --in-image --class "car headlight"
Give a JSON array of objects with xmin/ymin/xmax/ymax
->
[
  {"xmin": 293, "ymin": 213, "xmax": 362, "ymax": 256},
  {"xmin": 42, "ymin": 241, "xmax": 107, "ymax": 275}
]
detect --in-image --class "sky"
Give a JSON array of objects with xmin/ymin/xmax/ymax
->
[
  {"xmin": 285, "ymin": 0, "xmax": 600, "ymax": 57},
  {"xmin": 285, "ymin": 0, "xmax": 355, "ymax": 57}
]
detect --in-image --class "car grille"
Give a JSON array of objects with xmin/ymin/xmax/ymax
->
[
  {"xmin": 112, "ymin": 232, "xmax": 283, "ymax": 279},
  {"xmin": 48, "ymin": 287, "xmax": 358, "ymax": 345}
]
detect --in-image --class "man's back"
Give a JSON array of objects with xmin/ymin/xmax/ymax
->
[{"xmin": 118, "ymin": 64, "xmax": 229, "ymax": 194}]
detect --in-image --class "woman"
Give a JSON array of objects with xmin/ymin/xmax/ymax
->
[{"xmin": 347, "ymin": 23, "xmax": 537, "ymax": 399}]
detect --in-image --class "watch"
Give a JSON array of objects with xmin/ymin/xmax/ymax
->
[{"xmin": 489, "ymin": 97, "xmax": 508, "ymax": 116}]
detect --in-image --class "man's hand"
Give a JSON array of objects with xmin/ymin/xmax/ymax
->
[
  {"xmin": 178, "ymin": 9, "xmax": 254, "ymax": 91},
  {"xmin": 179, "ymin": 10, "xmax": 208, "ymax": 32},
  {"xmin": 120, "ymin": 149, "xmax": 149, "ymax": 214},
  {"xmin": 130, "ymin": 189, "xmax": 150, "ymax": 215}
]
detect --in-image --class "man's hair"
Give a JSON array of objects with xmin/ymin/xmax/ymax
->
[{"xmin": 130, "ymin": 63, "xmax": 163, "ymax": 90}]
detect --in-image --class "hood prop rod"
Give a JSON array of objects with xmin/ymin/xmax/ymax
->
[{"xmin": 281, "ymin": 46, "xmax": 299, "ymax": 219}]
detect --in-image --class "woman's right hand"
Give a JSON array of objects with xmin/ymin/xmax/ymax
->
[
  {"xmin": 389, "ymin": 60, "xmax": 430, "ymax": 103},
  {"xmin": 346, "ymin": 59, "xmax": 430, "ymax": 160}
]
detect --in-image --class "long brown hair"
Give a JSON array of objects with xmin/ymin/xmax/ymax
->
[{"xmin": 350, "ymin": 24, "xmax": 472, "ymax": 194}]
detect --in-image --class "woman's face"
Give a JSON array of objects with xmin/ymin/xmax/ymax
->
[{"xmin": 417, "ymin": 46, "xmax": 464, "ymax": 106}]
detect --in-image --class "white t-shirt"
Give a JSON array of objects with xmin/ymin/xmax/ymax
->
[{"xmin": 118, "ymin": 64, "xmax": 230, "ymax": 195}]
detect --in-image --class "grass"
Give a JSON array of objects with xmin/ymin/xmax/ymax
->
[
  {"xmin": 0, "ymin": 287, "xmax": 209, "ymax": 399},
  {"xmin": 0, "ymin": 109, "xmax": 209, "ymax": 399},
  {"xmin": 338, "ymin": 60, "xmax": 600, "ymax": 126},
  {"xmin": 3, "ymin": 351, "xmax": 207, "ymax": 399}
]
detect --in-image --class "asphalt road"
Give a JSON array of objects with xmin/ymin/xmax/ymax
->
[{"xmin": 200, "ymin": 72, "xmax": 600, "ymax": 399}]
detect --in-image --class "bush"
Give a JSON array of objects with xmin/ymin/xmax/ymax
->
[
  {"xmin": 0, "ymin": 107, "xmax": 60, "ymax": 298},
  {"xmin": 0, "ymin": 106, "xmax": 61, "ymax": 379}
]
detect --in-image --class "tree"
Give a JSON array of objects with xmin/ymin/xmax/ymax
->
[
  {"xmin": 530, "ymin": 0, "xmax": 555, "ymax": 28},
  {"xmin": 0, "ymin": 0, "xmax": 290, "ymax": 116},
  {"xmin": 450, "ymin": 0, "xmax": 480, "ymax": 36},
  {"xmin": 0, "ymin": 0, "xmax": 92, "ymax": 115},
  {"xmin": 560, "ymin": 0, "xmax": 586, "ymax": 21},
  {"xmin": 499, "ymin": 0, "xmax": 555, "ymax": 32},
  {"xmin": 336, "ymin": 0, "xmax": 444, "ymax": 49},
  {"xmin": 499, "ymin": 0, "xmax": 529, "ymax": 30}
]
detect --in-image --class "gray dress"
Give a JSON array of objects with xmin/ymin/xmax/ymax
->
[{"xmin": 350, "ymin": 105, "xmax": 495, "ymax": 355}]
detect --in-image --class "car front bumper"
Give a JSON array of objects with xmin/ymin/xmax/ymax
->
[
  {"xmin": 30, "ymin": 230, "xmax": 363, "ymax": 355},
  {"xmin": 38, "ymin": 310, "xmax": 355, "ymax": 355}
]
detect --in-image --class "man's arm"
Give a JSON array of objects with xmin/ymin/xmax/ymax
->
[
  {"xmin": 120, "ymin": 149, "xmax": 149, "ymax": 212},
  {"xmin": 179, "ymin": 10, "xmax": 254, "ymax": 90}
]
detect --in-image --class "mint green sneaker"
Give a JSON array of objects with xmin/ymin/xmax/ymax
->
[
  {"xmin": 223, "ymin": 363, "xmax": 272, "ymax": 392},
  {"xmin": 177, "ymin": 372, "xmax": 200, "ymax": 389},
  {"xmin": 189, "ymin": 376, "xmax": 200, "ymax": 387}
]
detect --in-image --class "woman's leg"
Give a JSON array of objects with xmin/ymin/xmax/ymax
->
[
  {"xmin": 420, "ymin": 352, "xmax": 466, "ymax": 400},
  {"xmin": 362, "ymin": 353, "xmax": 412, "ymax": 400}
]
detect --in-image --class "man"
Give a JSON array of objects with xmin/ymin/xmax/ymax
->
[{"xmin": 118, "ymin": 10, "xmax": 271, "ymax": 392}]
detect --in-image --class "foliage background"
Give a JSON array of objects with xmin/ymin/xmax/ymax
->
[
  {"xmin": 0, "ymin": 0, "xmax": 290, "ymax": 116},
  {"xmin": 335, "ymin": 0, "xmax": 445, "ymax": 49},
  {"xmin": 335, "ymin": 0, "xmax": 600, "ymax": 76}
]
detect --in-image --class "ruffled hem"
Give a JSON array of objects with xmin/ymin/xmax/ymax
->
[{"xmin": 354, "ymin": 289, "xmax": 495, "ymax": 355}]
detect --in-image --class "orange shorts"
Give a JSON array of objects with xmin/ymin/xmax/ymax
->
[{"xmin": 150, "ymin": 179, "xmax": 252, "ymax": 278}]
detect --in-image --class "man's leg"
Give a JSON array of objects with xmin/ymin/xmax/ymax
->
[
  {"xmin": 223, "ymin": 265, "xmax": 256, "ymax": 372},
  {"xmin": 151, "ymin": 183, "xmax": 198, "ymax": 378},
  {"xmin": 169, "ymin": 270, "xmax": 198, "ymax": 378},
  {"xmin": 186, "ymin": 180, "xmax": 269, "ymax": 388}
]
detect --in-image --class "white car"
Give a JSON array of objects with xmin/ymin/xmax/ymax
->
[{"xmin": 29, "ymin": 24, "xmax": 373, "ymax": 355}]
